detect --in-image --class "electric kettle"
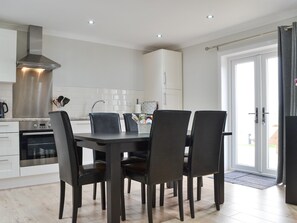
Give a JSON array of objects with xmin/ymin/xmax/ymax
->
[{"xmin": 0, "ymin": 102, "xmax": 8, "ymax": 118}]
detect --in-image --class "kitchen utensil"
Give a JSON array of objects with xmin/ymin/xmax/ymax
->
[{"xmin": 0, "ymin": 102, "xmax": 9, "ymax": 118}]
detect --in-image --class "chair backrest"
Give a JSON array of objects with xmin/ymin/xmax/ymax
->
[
  {"xmin": 123, "ymin": 113, "xmax": 138, "ymax": 132},
  {"xmin": 49, "ymin": 111, "xmax": 78, "ymax": 186},
  {"xmin": 89, "ymin": 112, "xmax": 122, "ymax": 134},
  {"xmin": 189, "ymin": 111, "xmax": 227, "ymax": 176},
  {"xmin": 147, "ymin": 110, "xmax": 191, "ymax": 184},
  {"xmin": 89, "ymin": 112, "xmax": 122, "ymax": 161}
]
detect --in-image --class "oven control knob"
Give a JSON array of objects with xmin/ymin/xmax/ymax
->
[
  {"xmin": 48, "ymin": 123, "xmax": 51, "ymax": 128},
  {"xmin": 33, "ymin": 123, "xmax": 38, "ymax": 128}
]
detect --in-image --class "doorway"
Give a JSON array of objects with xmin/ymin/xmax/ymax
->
[{"xmin": 229, "ymin": 51, "xmax": 278, "ymax": 176}]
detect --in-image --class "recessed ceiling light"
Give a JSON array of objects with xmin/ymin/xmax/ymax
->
[
  {"xmin": 157, "ymin": 34, "xmax": 162, "ymax": 38},
  {"xmin": 88, "ymin": 20, "xmax": 95, "ymax": 25},
  {"xmin": 206, "ymin": 15, "xmax": 214, "ymax": 19}
]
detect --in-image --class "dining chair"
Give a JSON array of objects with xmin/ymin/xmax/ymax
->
[
  {"xmin": 183, "ymin": 110, "xmax": 227, "ymax": 218},
  {"xmin": 49, "ymin": 111, "xmax": 106, "ymax": 223},
  {"xmin": 89, "ymin": 112, "xmax": 121, "ymax": 206},
  {"xmin": 123, "ymin": 113, "xmax": 147, "ymax": 196},
  {"xmin": 121, "ymin": 110, "xmax": 191, "ymax": 223}
]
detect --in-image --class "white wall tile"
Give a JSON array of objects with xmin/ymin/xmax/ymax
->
[{"xmin": 53, "ymin": 86, "xmax": 144, "ymax": 118}]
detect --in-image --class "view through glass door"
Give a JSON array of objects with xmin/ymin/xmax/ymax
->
[{"xmin": 231, "ymin": 51, "xmax": 278, "ymax": 176}]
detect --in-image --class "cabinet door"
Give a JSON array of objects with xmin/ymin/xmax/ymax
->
[
  {"xmin": 0, "ymin": 133, "xmax": 19, "ymax": 156},
  {"xmin": 0, "ymin": 28, "xmax": 17, "ymax": 83},
  {"xmin": 163, "ymin": 50, "xmax": 182, "ymax": 90},
  {"xmin": 162, "ymin": 89, "xmax": 183, "ymax": 110},
  {"xmin": 0, "ymin": 155, "xmax": 19, "ymax": 179}
]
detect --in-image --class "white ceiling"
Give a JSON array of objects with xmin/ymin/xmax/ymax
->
[{"xmin": 1, "ymin": 0, "xmax": 297, "ymax": 50}]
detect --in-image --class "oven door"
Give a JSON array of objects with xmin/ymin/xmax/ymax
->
[{"xmin": 20, "ymin": 130, "xmax": 57, "ymax": 167}]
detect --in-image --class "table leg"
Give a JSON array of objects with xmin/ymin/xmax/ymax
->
[
  {"xmin": 218, "ymin": 136, "xmax": 225, "ymax": 204},
  {"xmin": 106, "ymin": 144, "xmax": 121, "ymax": 223},
  {"xmin": 218, "ymin": 133, "xmax": 231, "ymax": 204}
]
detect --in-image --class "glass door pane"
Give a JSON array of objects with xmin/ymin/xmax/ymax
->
[
  {"xmin": 263, "ymin": 56, "xmax": 278, "ymax": 173},
  {"xmin": 233, "ymin": 60, "xmax": 256, "ymax": 168}
]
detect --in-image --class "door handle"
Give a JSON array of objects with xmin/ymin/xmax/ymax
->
[
  {"xmin": 262, "ymin": 107, "xmax": 269, "ymax": 124},
  {"xmin": 248, "ymin": 107, "xmax": 258, "ymax": 123}
]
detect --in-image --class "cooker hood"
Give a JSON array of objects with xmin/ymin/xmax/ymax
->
[{"xmin": 16, "ymin": 25, "xmax": 61, "ymax": 70}]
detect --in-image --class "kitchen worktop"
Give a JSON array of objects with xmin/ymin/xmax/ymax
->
[{"xmin": 0, "ymin": 117, "xmax": 90, "ymax": 122}]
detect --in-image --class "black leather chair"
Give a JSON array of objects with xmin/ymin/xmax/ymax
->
[
  {"xmin": 183, "ymin": 110, "xmax": 227, "ymax": 218},
  {"xmin": 121, "ymin": 110, "xmax": 191, "ymax": 223},
  {"xmin": 89, "ymin": 112, "xmax": 121, "ymax": 205},
  {"xmin": 123, "ymin": 113, "xmax": 148, "ymax": 195},
  {"xmin": 49, "ymin": 111, "xmax": 106, "ymax": 223}
]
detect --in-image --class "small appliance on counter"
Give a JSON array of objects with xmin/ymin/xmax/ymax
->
[
  {"xmin": 0, "ymin": 101, "xmax": 8, "ymax": 118},
  {"xmin": 141, "ymin": 101, "xmax": 158, "ymax": 114}
]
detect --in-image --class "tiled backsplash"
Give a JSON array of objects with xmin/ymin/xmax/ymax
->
[
  {"xmin": 53, "ymin": 86, "xmax": 144, "ymax": 118},
  {"xmin": 0, "ymin": 83, "xmax": 13, "ymax": 118},
  {"xmin": 0, "ymin": 83, "xmax": 143, "ymax": 118}
]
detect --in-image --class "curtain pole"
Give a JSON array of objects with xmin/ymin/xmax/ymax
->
[{"xmin": 205, "ymin": 30, "xmax": 277, "ymax": 51}]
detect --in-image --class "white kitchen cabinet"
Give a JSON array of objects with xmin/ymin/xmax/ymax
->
[
  {"xmin": 0, "ymin": 28, "xmax": 17, "ymax": 83},
  {"xmin": 0, "ymin": 122, "xmax": 19, "ymax": 179},
  {"xmin": 143, "ymin": 49, "xmax": 183, "ymax": 109},
  {"xmin": 71, "ymin": 120, "xmax": 93, "ymax": 164}
]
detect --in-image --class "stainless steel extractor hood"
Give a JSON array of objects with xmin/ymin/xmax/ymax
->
[{"xmin": 16, "ymin": 25, "xmax": 61, "ymax": 70}]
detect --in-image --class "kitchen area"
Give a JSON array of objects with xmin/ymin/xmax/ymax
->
[{"xmin": 0, "ymin": 25, "xmax": 183, "ymax": 190}]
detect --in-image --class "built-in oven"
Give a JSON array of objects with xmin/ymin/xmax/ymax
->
[{"xmin": 19, "ymin": 120, "xmax": 57, "ymax": 167}]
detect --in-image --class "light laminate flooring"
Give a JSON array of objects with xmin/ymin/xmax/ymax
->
[{"xmin": 1, "ymin": 177, "xmax": 297, "ymax": 223}]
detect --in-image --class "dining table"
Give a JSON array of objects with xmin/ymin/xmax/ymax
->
[{"xmin": 74, "ymin": 131, "xmax": 231, "ymax": 223}]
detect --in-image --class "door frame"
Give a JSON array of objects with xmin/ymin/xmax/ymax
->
[{"xmin": 219, "ymin": 42, "xmax": 277, "ymax": 177}]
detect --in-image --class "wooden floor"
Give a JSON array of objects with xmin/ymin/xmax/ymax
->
[{"xmin": 1, "ymin": 177, "xmax": 297, "ymax": 223}]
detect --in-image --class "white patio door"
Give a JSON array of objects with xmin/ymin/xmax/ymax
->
[{"xmin": 231, "ymin": 52, "xmax": 278, "ymax": 176}]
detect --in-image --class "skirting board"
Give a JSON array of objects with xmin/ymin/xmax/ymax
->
[{"xmin": 0, "ymin": 172, "xmax": 59, "ymax": 190}]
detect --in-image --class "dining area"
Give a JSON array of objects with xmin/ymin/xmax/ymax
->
[{"xmin": 48, "ymin": 109, "xmax": 229, "ymax": 223}]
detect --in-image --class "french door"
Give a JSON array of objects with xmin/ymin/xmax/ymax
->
[{"xmin": 230, "ymin": 51, "xmax": 278, "ymax": 176}]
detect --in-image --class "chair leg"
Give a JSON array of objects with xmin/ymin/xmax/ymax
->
[
  {"xmin": 188, "ymin": 176, "xmax": 195, "ymax": 218},
  {"xmin": 59, "ymin": 180, "xmax": 65, "ymax": 219},
  {"xmin": 72, "ymin": 186, "xmax": 80, "ymax": 223},
  {"xmin": 197, "ymin": 177, "xmax": 202, "ymax": 201},
  {"xmin": 214, "ymin": 173, "xmax": 220, "ymax": 211},
  {"xmin": 101, "ymin": 182, "xmax": 106, "ymax": 210},
  {"xmin": 152, "ymin": 185, "xmax": 156, "ymax": 208},
  {"xmin": 127, "ymin": 178, "xmax": 132, "ymax": 193},
  {"xmin": 93, "ymin": 183, "xmax": 97, "ymax": 200},
  {"xmin": 141, "ymin": 183, "xmax": 146, "ymax": 204},
  {"xmin": 147, "ymin": 185, "xmax": 153, "ymax": 223},
  {"xmin": 78, "ymin": 186, "xmax": 82, "ymax": 208},
  {"xmin": 121, "ymin": 177, "xmax": 126, "ymax": 221},
  {"xmin": 178, "ymin": 179, "xmax": 184, "ymax": 221},
  {"xmin": 160, "ymin": 183, "xmax": 164, "ymax": 206},
  {"xmin": 173, "ymin": 181, "xmax": 177, "ymax": 197}
]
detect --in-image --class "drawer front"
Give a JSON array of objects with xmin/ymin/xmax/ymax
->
[
  {"xmin": 0, "ymin": 155, "xmax": 19, "ymax": 179},
  {"xmin": 0, "ymin": 122, "xmax": 19, "ymax": 133},
  {"xmin": 71, "ymin": 121, "xmax": 91, "ymax": 133},
  {"xmin": 0, "ymin": 133, "xmax": 19, "ymax": 156}
]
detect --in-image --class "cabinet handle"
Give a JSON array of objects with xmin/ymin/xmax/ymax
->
[
  {"xmin": 163, "ymin": 72, "xmax": 166, "ymax": 85},
  {"xmin": 0, "ymin": 124, "xmax": 9, "ymax": 127},
  {"xmin": 0, "ymin": 159, "xmax": 9, "ymax": 162},
  {"xmin": 0, "ymin": 136, "xmax": 9, "ymax": 139},
  {"xmin": 164, "ymin": 93, "xmax": 167, "ymax": 105}
]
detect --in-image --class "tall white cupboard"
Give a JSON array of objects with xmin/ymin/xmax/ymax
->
[
  {"xmin": 0, "ymin": 28, "xmax": 17, "ymax": 83},
  {"xmin": 143, "ymin": 49, "xmax": 183, "ymax": 109}
]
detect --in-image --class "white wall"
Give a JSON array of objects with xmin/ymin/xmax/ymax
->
[
  {"xmin": 17, "ymin": 32, "xmax": 144, "ymax": 90},
  {"xmin": 182, "ymin": 16, "xmax": 297, "ymax": 113}
]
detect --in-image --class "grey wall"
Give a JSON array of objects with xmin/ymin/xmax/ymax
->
[{"xmin": 17, "ymin": 31, "xmax": 144, "ymax": 90}]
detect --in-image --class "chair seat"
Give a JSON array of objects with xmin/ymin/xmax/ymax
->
[
  {"xmin": 121, "ymin": 156, "xmax": 146, "ymax": 165},
  {"xmin": 124, "ymin": 161, "xmax": 148, "ymax": 183},
  {"xmin": 79, "ymin": 163, "xmax": 106, "ymax": 185}
]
